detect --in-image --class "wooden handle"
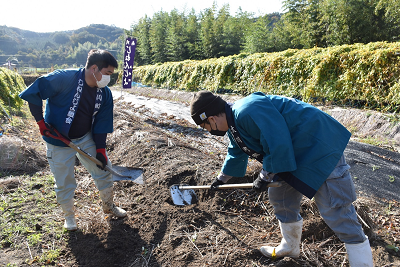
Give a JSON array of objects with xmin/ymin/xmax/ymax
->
[
  {"xmin": 67, "ymin": 142, "xmax": 103, "ymax": 166},
  {"xmin": 178, "ymin": 181, "xmax": 281, "ymax": 190},
  {"xmin": 44, "ymin": 127, "xmax": 105, "ymax": 168}
]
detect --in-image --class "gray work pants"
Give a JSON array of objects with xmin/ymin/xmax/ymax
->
[
  {"xmin": 268, "ymin": 155, "xmax": 366, "ymax": 244},
  {"xmin": 46, "ymin": 132, "xmax": 112, "ymax": 205}
]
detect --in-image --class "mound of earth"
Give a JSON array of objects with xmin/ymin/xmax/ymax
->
[{"xmin": 0, "ymin": 89, "xmax": 399, "ymax": 266}]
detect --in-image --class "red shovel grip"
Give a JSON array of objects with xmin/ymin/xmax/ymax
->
[{"xmin": 43, "ymin": 126, "xmax": 71, "ymax": 146}]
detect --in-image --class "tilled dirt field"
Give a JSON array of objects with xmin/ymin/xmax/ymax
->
[{"xmin": 0, "ymin": 88, "xmax": 400, "ymax": 266}]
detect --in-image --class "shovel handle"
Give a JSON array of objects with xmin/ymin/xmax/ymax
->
[
  {"xmin": 43, "ymin": 127, "xmax": 104, "ymax": 167},
  {"xmin": 68, "ymin": 141, "xmax": 104, "ymax": 166},
  {"xmin": 178, "ymin": 181, "xmax": 282, "ymax": 190},
  {"xmin": 43, "ymin": 124, "xmax": 134, "ymax": 179},
  {"xmin": 47, "ymin": 128, "xmax": 134, "ymax": 178},
  {"xmin": 68, "ymin": 143, "xmax": 130, "ymax": 178}
]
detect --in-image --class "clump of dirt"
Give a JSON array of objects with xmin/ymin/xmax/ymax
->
[{"xmin": 0, "ymin": 89, "xmax": 399, "ymax": 267}]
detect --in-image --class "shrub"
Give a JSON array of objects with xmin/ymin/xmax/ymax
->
[
  {"xmin": 0, "ymin": 68, "xmax": 26, "ymax": 114},
  {"xmin": 132, "ymin": 41, "xmax": 400, "ymax": 111}
]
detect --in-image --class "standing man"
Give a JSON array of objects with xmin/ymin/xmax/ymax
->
[
  {"xmin": 19, "ymin": 49, "xmax": 126, "ymax": 231},
  {"xmin": 190, "ymin": 90, "xmax": 373, "ymax": 267}
]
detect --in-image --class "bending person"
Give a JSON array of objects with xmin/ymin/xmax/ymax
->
[{"xmin": 190, "ymin": 90, "xmax": 373, "ymax": 267}]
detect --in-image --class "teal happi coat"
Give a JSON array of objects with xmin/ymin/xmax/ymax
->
[
  {"xmin": 19, "ymin": 68, "xmax": 113, "ymax": 147},
  {"xmin": 222, "ymin": 92, "xmax": 351, "ymax": 198}
]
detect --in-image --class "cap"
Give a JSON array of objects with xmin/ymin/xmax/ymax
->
[{"xmin": 190, "ymin": 91, "xmax": 226, "ymax": 125}]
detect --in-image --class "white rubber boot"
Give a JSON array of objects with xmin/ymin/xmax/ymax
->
[
  {"xmin": 345, "ymin": 237, "xmax": 373, "ymax": 267},
  {"xmin": 60, "ymin": 198, "xmax": 77, "ymax": 231},
  {"xmin": 99, "ymin": 187, "xmax": 127, "ymax": 217},
  {"xmin": 260, "ymin": 218, "xmax": 303, "ymax": 258}
]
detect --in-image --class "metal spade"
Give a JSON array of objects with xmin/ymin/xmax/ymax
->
[
  {"xmin": 108, "ymin": 165, "xmax": 144, "ymax": 183},
  {"xmin": 170, "ymin": 182, "xmax": 282, "ymax": 206}
]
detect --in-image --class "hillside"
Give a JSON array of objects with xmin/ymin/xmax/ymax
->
[
  {"xmin": 0, "ymin": 24, "xmax": 124, "ymax": 68},
  {"xmin": 0, "ymin": 24, "xmax": 124, "ymax": 52}
]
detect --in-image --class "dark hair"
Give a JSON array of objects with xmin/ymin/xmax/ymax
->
[{"xmin": 85, "ymin": 49, "xmax": 118, "ymax": 70}]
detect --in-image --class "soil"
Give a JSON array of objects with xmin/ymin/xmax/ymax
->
[{"xmin": 0, "ymin": 87, "xmax": 400, "ymax": 267}]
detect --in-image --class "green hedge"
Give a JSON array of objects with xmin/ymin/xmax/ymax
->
[
  {"xmin": 132, "ymin": 41, "xmax": 400, "ymax": 111},
  {"xmin": 0, "ymin": 67, "xmax": 26, "ymax": 114}
]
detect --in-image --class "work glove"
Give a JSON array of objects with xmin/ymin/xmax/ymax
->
[
  {"xmin": 37, "ymin": 119, "xmax": 56, "ymax": 136},
  {"xmin": 253, "ymin": 169, "xmax": 275, "ymax": 193},
  {"xmin": 211, "ymin": 178, "xmax": 224, "ymax": 191},
  {"xmin": 210, "ymin": 172, "xmax": 232, "ymax": 191},
  {"xmin": 96, "ymin": 148, "xmax": 108, "ymax": 170}
]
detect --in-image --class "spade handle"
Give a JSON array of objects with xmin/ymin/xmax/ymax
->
[{"xmin": 178, "ymin": 182, "xmax": 281, "ymax": 190}]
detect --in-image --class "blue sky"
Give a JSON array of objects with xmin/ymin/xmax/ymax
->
[{"xmin": 1, "ymin": 0, "xmax": 283, "ymax": 32}]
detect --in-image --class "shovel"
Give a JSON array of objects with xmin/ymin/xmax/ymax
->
[
  {"xmin": 170, "ymin": 181, "xmax": 282, "ymax": 206},
  {"xmin": 44, "ymin": 126, "xmax": 144, "ymax": 184}
]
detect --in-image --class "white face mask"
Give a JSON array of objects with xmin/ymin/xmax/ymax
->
[{"xmin": 93, "ymin": 70, "xmax": 111, "ymax": 88}]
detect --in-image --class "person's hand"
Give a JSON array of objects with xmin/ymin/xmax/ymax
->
[
  {"xmin": 37, "ymin": 119, "xmax": 54, "ymax": 136},
  {"xmin": 211, "ymin": 178, "xmax": 225, "ymax": 191},
  {"xmin": 253, "ymin": 169, "xmax": 275, "ymax": 193},
  {"xmin": 211, "ymin": 172, "xmax": 233, "ymax": 191},
  {"xmin": 96, "ymin": 148, "xmax": 108, "ymax": 170},
  {"xmin": 253, "ymin": 176, "xmax": 270, "ymax": 192}
]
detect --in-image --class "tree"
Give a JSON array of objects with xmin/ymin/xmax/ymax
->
[
  {"xmin": 243, "ymin": 14, "xmax": 273, "ymax": 53},
  {"xmin": 216, "ymin": 4, "xmax": 242, "ymax": 57},
  {"xmin": 185, "ymin": 9, "xmax": 202, "ymax": 60},
  {"xmin": 166, "ymin": 9, "xmax": 188, "ymax": 62},
  {"xmin": 70, "ymin": 42, "xmax": 95, "ymax": 66},
  {"xmin": 319, "ymin": 0, "xmax": 386, "ymax": 45},
  {"xmin": 232, "ymin": 8, "xmax": 255, "ymax": 53},
  {"xmin": 149, "ymin": 11, "xmax": 169, "ymax": 63},
  {"xmin": 270, "ymin": 19, "xmax": 295, "ymax": 51},
  {"xmin": 0, "ymin": 35, "xmax": 18, "ymax": 54},
  {"xmin": 199, "ymin": 6, "xmax": 219, "ymax": 59},
  {"xmin": 276, "ymin": 0, "xmax": 323, "ymax": 49},
  {"xmin": 375, "ymin": 0, "xmax": 400, "ymax": 41},
  {"xmin": 70, "ymin": 31, "xmax": 104, "ymax": 47},
  {"xmin": 52, "ymin": 32, "xmax": 70, "ymax": 45},
  {"xmin": 133, "ymin": 16, "xmax": 153, "ymax": 66}
]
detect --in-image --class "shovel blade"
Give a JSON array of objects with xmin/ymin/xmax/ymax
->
[
  {"xmin": 111, "ymin": 166, "xmax": 144, "ymax": 184},
  {"xmin": 170, "ymin": 184, "xmax": 198, "ymax": 206}
]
